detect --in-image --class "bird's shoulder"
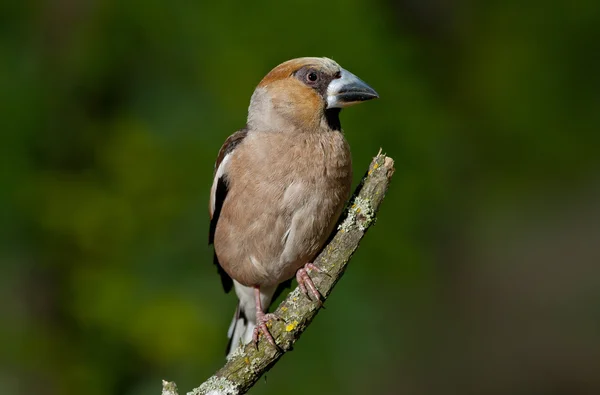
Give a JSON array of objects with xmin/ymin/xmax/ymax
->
[
  {"xmin": 214, "ymin": 127, "xmax": 249, "ymax": 175},
  {"xmin": 209, "ymin": 127, "xmax": 250, "ymax": 294}
]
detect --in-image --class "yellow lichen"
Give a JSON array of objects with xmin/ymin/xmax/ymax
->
[{"xmin": 285, "ymin": 321, "xmax": 299, "ymax": 332}]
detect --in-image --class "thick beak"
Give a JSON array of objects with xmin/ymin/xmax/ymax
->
[{"xmin": 326, "ymin": 68, "xmax": 379, "ymax": 109}]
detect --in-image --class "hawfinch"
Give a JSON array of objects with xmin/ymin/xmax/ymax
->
[{"xmin": 209, "ymin": 57, "xmax": 378, "ymax": 356}]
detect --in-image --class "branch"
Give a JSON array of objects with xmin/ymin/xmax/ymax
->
[{"xmin": 163, "ymin": 150, "xmax": 395, "ymax": 395}]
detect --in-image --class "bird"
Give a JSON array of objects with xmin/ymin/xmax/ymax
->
[{"xmin": 209, "ymin": 57, "xmax": 378, "ymax": 357}]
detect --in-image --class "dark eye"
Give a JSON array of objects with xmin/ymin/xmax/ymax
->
[{"xmin": 307, "ymin": 71, "xmax": 319, "ymax": 83}]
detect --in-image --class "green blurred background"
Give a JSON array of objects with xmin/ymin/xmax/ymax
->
[{"xmin": 2, "ymin": 1, "xmax": 600, "ymax": 394}]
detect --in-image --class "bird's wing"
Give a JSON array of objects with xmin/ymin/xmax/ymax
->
[{"xmin": 209, "ymin": 128, "xmax": 248, "ymax": 293}]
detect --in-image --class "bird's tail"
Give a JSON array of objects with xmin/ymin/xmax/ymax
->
[{"xmin": 226, "ymin": 304, "xmax": 254, "ymax": 358}]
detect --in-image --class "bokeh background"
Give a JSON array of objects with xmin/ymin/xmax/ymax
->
[{"xmin": 2, "ymin": 1, "xmax": 600, "ymax": 394}]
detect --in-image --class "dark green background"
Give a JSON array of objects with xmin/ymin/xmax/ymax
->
[{"xmin": 2, "ymin": 1, "xmax": 599, "ymax": 394}]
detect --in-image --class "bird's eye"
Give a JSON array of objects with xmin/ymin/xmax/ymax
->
[{"xmin": 307, "ymin": 71, "xmax": 319, "ymax": 83}]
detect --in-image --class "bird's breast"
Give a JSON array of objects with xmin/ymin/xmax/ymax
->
[{"xmin": 215, "ymin": 130, "xmax": 352, "ymax": 287}]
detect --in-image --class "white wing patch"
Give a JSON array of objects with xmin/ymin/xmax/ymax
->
[{"xmin": 210, "ymin": 153, "xmax": 232, "ymax": 216}]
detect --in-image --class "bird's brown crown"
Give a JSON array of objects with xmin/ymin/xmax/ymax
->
[{"xmin": 258, "ymin": 57, "xmax": 340, "ymax": 88}]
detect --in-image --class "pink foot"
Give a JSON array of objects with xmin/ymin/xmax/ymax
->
[
  {"xmin": 296, "ymin": 263, "xmax": 324, "ymax": 303},
  {"xmin": 252, "ymin": 311, "xmax": 280, "ymax": 347},
  {"xmin": 251, "ymin": 287, "xmax": 281, "ymax": 351}
]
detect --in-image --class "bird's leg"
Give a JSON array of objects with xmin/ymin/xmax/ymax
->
[
  {"xmin": 296, "ymin": 262, "xmax": 324, "ymax": 303},
  {"xmin": 252, "ymin": 286, "xmax": 280, "ymax": 349}
]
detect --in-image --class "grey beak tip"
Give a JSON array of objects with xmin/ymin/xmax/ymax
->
[
  {"xmin": 360, "ymin": 87, "xmax": 379, "ymax": 102},
  {"xmin": 338, "ymin": 83, "xmax": 379, "ymax": 104}
]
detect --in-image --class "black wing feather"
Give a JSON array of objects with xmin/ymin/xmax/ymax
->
[
  {"xmin": 209, "ymin": 176, "xmax": 228, "ymax": 245},
  {"xmin": 209, "ymin": 128, "xmax": 248, "ymax": 293},
  {"xmin": 210, "ymin": 176, "xmax": 233, "ymax": 293}
]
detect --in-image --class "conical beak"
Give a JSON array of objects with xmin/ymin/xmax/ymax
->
[{"xmin": 326, "ymin": 68, "xmax": 379, "ymax": 109}]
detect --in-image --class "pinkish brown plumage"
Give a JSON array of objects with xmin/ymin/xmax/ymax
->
[{"xmin": 209, "ymin": 57, "xmax": 378, "ymax": 356}]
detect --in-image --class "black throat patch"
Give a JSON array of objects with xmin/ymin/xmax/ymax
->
[{"xmin": 325, "ymin": 108, "xmax": 342, "ymax": 131}]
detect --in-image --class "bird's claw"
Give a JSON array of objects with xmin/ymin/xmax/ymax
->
[
  {"xmin": 252, "ymin": 312, "xmax": 281, "ymax": 351},
  {"xmin": 296, "ymin": 263, "xmax": 323, "ymax": 304}
]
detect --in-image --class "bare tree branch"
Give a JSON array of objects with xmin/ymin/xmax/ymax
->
[{"xmin": 163, "ymin": 151, "xmax": 395, "ymax": 395}]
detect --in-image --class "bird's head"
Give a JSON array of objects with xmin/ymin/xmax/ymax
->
[{"xmin": 247, "ymin": 57, "xmax": 378, "ymax": 132}]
